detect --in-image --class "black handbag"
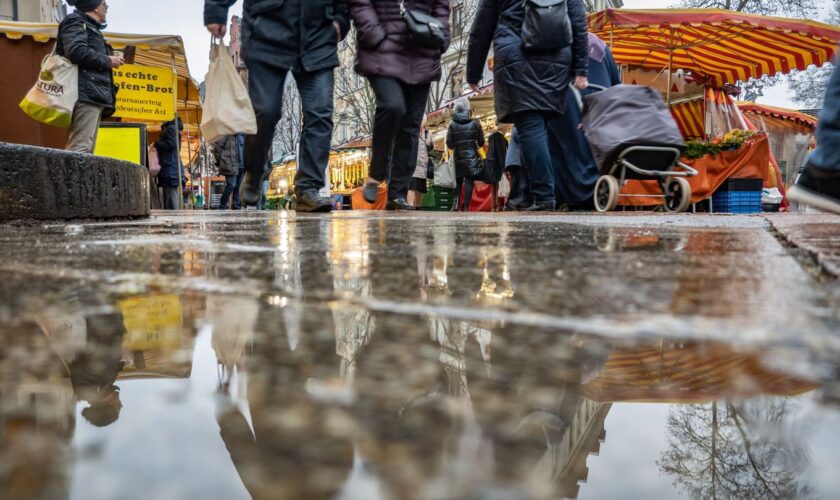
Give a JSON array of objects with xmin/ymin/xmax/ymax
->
[
  {"xmin": 400, "ymin": 0, "xmax": 446, "ymax": 51},
  {"xmin": 522, "ymin": 0, "xmax": 573, "ymax": 51}
]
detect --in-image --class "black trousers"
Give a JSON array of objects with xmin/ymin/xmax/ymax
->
[
  {"xmin": 368, "ymin": 76, "xmax": 431, "ymax": 201},
  {"xmin": 455, "ymin": 176, "xmax": 475, "ymax": 211},
  {"xmin": 244, "ymin": 60, "xmax": 334, "ymax": 194}
]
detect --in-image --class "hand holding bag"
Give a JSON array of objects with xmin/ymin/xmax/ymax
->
[
  {"xmin": 200, "ymin": 40, "xmax": 257, "ymax": 144},
  {"xmin": 400, "ymin": 0, "xmax": 446, "ymax": 50},
  {"xmin": 19, "ymin": 46, "xmax": 78, "ymax": 128}
]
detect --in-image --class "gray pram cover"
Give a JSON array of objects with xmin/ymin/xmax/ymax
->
[{"xmin": 581, "ymin": 85, "xmax": 686, "ymax": 173}]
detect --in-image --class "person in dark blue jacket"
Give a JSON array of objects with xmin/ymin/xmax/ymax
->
[
  {"xmin": 155, "ymin": 117, "xmax": 184, "ymax": 210},
  {"xmin": 549, "ymin": 33, "xmax": 622, "ymax": 209},
  {"xmin": 467, "ymin": 0, "xmax": 589, "ymax": 211}
]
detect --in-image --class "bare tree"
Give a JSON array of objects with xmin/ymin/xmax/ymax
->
[
  {"xmin": 428, "ymin": 0, "xmax": 480, "ymax": 111},
  {"xmin": 786, "ymin": 0, "xmax": 840, "ymax": 108},
  {"xmin": 658, "ymin": 398, "xmax": 812, "ymax": 499},
  {"xmin": 333, "ymin": 26, "xmax": 377, "ymax": 143},
  {"xmin": 272, "ymin": 76, "xmax": 302, "ymax": 157}
]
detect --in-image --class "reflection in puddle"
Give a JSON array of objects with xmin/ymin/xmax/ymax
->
[{"xmin": 0, "ymin": 216, "xmax": 837, "ymax": 499}]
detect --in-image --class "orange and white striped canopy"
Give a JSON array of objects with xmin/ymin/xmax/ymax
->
[{"xmin": 589, "ymin": 9, "xmax": 840, "ymax": 87}]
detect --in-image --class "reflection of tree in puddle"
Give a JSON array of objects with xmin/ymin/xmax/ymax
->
[{"xmin": 658, "ymin": 398, "xmax": 812, "ymax": 499}]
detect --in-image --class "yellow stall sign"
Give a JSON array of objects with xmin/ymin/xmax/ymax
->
[{"xmin": 112, "ymin": 64, "xmax": 176, "ymax": 122}]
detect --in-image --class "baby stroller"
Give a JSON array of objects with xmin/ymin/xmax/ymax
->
[{"xmin": 576, "ymin": 84, "xmax": 697, "ymax": 213}]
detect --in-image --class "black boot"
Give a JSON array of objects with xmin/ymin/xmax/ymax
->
[
  {"xmin": 386, "ymin": 198, "xmax": 415, "ymax": 211},
  {"xmin": 239, "ymin": 171, "xmax": 263, "ymax": 208},
  {"xmin": 295, "ymin": 190, "xmax": 333, "ymax": 213}
]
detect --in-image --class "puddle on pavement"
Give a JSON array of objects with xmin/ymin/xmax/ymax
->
[{"xmin": 0, "ymin": 214, "xmax": 838, "ymax": 499}]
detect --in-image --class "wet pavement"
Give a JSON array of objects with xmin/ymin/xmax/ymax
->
[{"xmin": 0, "ymin": 210, "xmax": 838, "ymax": 499}]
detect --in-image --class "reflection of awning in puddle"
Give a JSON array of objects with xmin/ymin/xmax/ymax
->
[{"xmin": 582, "ymin": 342, "xmax": 818, "ymax": 403}]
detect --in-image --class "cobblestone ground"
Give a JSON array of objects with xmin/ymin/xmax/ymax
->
[{"xmin": 0, "ymin": 211, "xmax": 837, "ymax": 499}]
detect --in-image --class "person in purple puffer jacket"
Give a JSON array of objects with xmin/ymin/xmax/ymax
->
[{"xmin": 350, "ymin": 0, "xmax": 450, "ymax": 211}]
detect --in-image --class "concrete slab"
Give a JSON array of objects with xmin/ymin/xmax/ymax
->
[
  {"xmin": 0, "ymin": 141, "xmax": 150, "ymax": 221},
  {"xmin": 767, "ymin": 213, "xmax": 840, "ymax": 277}
]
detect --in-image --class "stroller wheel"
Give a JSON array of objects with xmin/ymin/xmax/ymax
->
[
  {"xmin": 595, "ymin": 175, "xmax": 619, "ymax": 213},
  {"xmin": 664, "ymin": 178, "xmax": 692, "ymax": 213}
]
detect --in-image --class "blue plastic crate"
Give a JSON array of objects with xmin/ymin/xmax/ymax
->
[{"xmin": 711, "ymin": 190, "xmax": 762, "ymax": 214}]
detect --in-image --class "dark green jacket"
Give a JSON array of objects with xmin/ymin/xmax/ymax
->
[
  {"xmin": 57, "ymin": 11, "xmax": 116, "ymax": 115},
  {"xmin": 204, "ymin": 0, "xmax": 350, "ymax": 72}
]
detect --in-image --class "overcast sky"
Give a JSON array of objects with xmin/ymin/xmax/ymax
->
[{"xmin": 97, "ymin": 0, "xmax": 800, "ymax": 108}]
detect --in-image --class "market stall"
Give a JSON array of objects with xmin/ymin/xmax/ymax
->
[
  {"xmin": 268, "ymin": 149, "xmax": 371, "ymax": 209},
  {"xmin": 587, "ymin": 8, "xmax": 840, "ymax": 210}
]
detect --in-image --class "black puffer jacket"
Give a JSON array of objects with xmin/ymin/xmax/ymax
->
[
  {"xmin": 205, "ymin": 0, "xmax": 350, "ymax": 72},
  {"xmin": 446, "ymin": 109, "xmax": 485, "ymax": 179},
  {"xmin": 156, "ymin": 119, "xmax": 184, "ymax": 188},
  {"xmin": 57, "ymin": 11, "xmax": 116, "ymax": 115},
  {"xmin": 213, "ymin": 135, "xmax": 241, "ymax": 177},
  {"xmin": 466, "ymin": 0, "xmax": 588, "ymax": 122}
]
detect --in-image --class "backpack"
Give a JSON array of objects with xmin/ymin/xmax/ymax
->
[{"xmin": 522, "ymin": 0, "xmax": 573, "ymax": 51}]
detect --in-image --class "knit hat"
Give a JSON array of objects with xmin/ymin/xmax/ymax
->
[{"xmin": 68, "ymin": 0, "xmax": 103, "ymax": 13}]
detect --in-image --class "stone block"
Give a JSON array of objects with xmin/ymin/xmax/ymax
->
[{"xmin": 0, "ymin": 141, "xmax": 150, "ymax": 221}]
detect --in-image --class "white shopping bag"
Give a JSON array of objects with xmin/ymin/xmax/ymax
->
[
  {"xmin": 434, "ymin": 150, "xmax": 457, "ymax": 189},
  {"xmin": 200, "ymin": 41, "xmax": 257, "ymax": 143},
  {"xmin": 19, "ymin": 51, "xmax": 78, "ymax": 128},
  {"xmin": 498, "ymin": 173, "xmax": 511, "ymax": 198}
]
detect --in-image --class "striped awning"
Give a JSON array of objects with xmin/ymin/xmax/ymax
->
[
  {"xmin": 670, "ymin": 97, "xmax": 705, "ymax": 139},
  {"xmin": 589, "ymin": 9, "xmax": 840, "ymax": 87},
  {"xmin": 738, "ymin": 102, "xmax": 819, "ymax": 129}
]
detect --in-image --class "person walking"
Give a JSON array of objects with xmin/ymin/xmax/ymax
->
[
  {"xmin": 788, "ymin": 62, "xmax": 840, "ymax": 214},
  {"xmin": 408, "ymin": 120, "xmax": 435, "ymax": 207},
  {"xmin": 214, "ymin": 134, "xmax": 245, "ymax": 210},
  {"xmin": 59, "ymin": 0, "xmax": 123, "ymax": 153},
  {"xmin": 549, "ymin": 33, "xmax": 621, "ymax": 209},
  {"xmin": 467, "ymin": 0, "xmax": 589, "ymax": 211},
  {"xmin": 155, "ymin": 118, "xmax": 184, "ymax": 210},
  {"xmin": 204, "ymin": 0, "xmax": 350, "ymax": 212},
  {"xmin": 504, "ymin": 127, "xmax": 533, "ymax": 210},
  {"xmin": 350, "ymin": 0, "xmax": 451, "ymax": 211},
  {"xmin": 446, "ymin": 98, "xmax": 485, "ymax": 212}
]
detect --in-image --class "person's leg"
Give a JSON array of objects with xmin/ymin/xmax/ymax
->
[
  {"xmin": 163, "ymin": 186, "xmax": 179, "ymax": 210},
  {"xmin": 220, "ymin": 175, "xmax": 235, "ymax": 209},
  {"xmin": 66, "ymin": 102, "xmax": 104, "ymax": 153},
  {"xmin": 809, "ymin": 64, "xmax": 840, "ymax": 173},
  {"xmin": 464, "ymin": 177, "xmax": 475, "ymax": 211},
  {"xmin": 789, "ymin": 64, "xmax": 840, "ymax": 213},
  {"xmin": 242, "ymin": 60, "xmax": 288, "ymax": 205},
  {"xmin": 233, "ymin": 171, "xmax": 244, "ymax": 209},
  {"xmin": 367, "ymin": 77, "xmax": 407, "ymax": 185},
  {"xmin": 513, "ymin": 112, "xmax": 555, "ymax": 208},
  {"xmin": 454, "ymin": 177, "xmax": 464, "ymax": 211},
  {"xmin": 294, "ymin": 68, "xmax": 335, "ymax": 197},
  {"xmin": 388, "ymin": 82, "xmax": 431, "ymax": 202}
]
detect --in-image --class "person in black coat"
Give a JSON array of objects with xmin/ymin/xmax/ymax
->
[
  {"xmin": 205, "ymin": 0, "xmax": 350, "ymax": 212},
  {"xmin": 155, "ymin": 118, "xmax": 184, "ymax": 210},
  {"xmin": 58, "ymin": 0, "xmax": 124, "ymax": 153},
  {"xmin": 467, "ymin": 0, "xmax": 589, "ymax": 211},
  {"xmin": 214, "ymin": 134, "xmax": 245, "ymax": 210},
  {"xmin": 550, "ymin": 33, "xmax": 622, "ymax": 209},
  {"xmin": 446, "ymin": 98, "xmax": 485, "ymax": 212}
]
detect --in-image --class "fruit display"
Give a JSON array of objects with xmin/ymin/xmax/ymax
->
[{"xmin": 684, "ymin": 129, "xmax": 758, "ymax": 159}]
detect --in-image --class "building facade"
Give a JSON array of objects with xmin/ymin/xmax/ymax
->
[{"xmin": 0, "ymin": 0, "xmax": 65, "ymax": 22}]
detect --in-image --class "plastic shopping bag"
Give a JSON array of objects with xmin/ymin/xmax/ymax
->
[
  {"xmin": 19, "ymin": 52, "xmax": 78, "ymax": 128},
  {"xmin": 200, "ymin": 41, "xmax": 257, "ymax": 143},
  {"xmin": 434, "ymin": 150, "xmax": 457, "ymax": 189}
]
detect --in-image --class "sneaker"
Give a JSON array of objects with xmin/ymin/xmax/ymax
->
[
  {"xmin": 525, "ymin": 201, "xmax": 556, "ymax": 212},
  {"xmin": 386, "ymin": 198, "xmax": 416, "ymax": 211},
  {"xmin": 787, "ymin": 165, "xmax": 840, "ymax": 214},
  {"xmin": 363, "ymin": 181, "xmax": 380, "ymax": 203},
  {"xmin": 295, "ymin": 190, "xmax": 333, "ymax": 213}
]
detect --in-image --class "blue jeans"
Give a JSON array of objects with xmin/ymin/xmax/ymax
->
[
  {"xmin": 513, "ymin": 112, "xmax": 556, "ymax": 204},
  {"xmin": 220, "ymin": 171, "xmax": 244, "ymax": 209},
  {"xmin": 809, "ymin": 63, "xmax": 840, "ymax": 172},
  {"xmin": 245, "ymin": 63, "xmax": 333, "ymax": 194}
]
